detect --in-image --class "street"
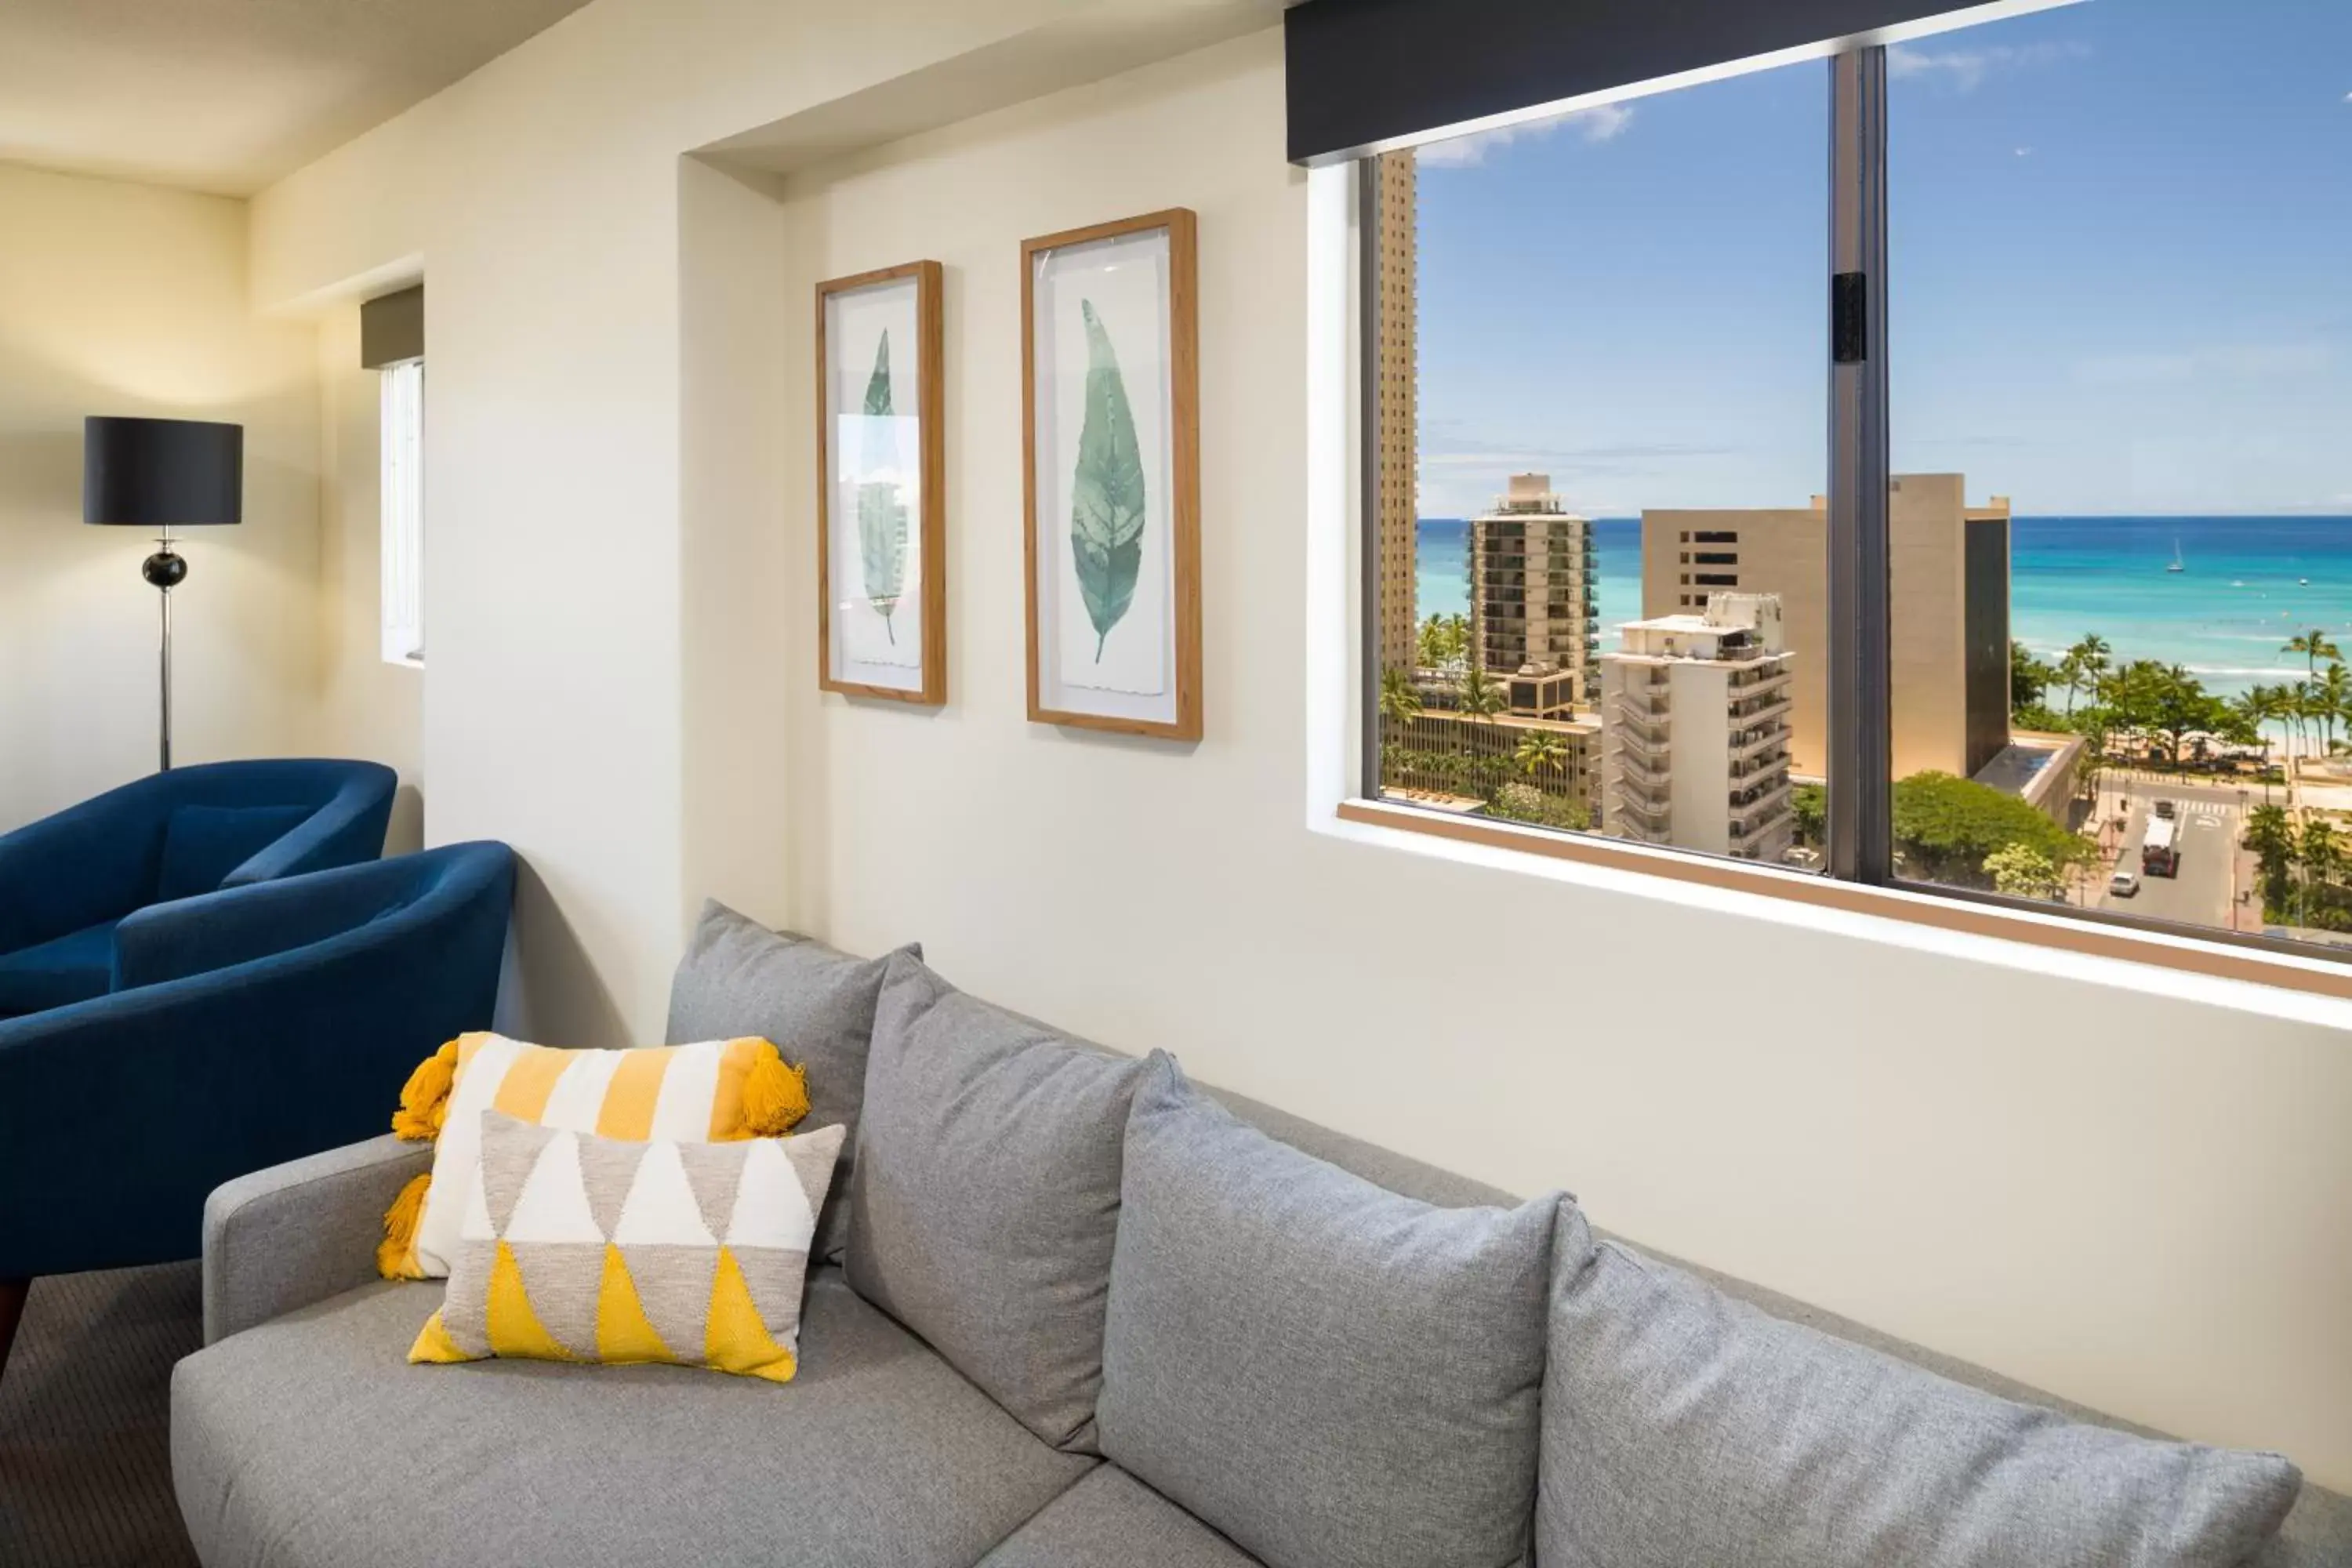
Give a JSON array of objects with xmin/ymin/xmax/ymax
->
[{"xmin": 2094, "ymin": 778, "xmax": 2252, "ymax": 931}]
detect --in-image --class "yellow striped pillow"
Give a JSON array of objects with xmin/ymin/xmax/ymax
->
[{"xmin": 378, "ymin": 1033, "xmax": 808, "ymax": 1279}]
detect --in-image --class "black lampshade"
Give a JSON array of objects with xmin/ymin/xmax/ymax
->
[{"xmin": 83, "ymin": 416, "xmax": 243, "ymax": 528}]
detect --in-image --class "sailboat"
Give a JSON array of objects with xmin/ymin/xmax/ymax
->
[{"xmin": 2167, "ymin": 538, "xmax": 2184, "ymax": 574}]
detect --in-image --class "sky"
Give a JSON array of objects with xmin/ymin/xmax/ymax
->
[{"xmin": 1410, "ymin": 0, "xmax": 2352, "ymax": 520}]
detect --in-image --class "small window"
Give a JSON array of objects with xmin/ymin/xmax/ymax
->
[{"xmin": 380, "ymin": 359, "xmax": 424, "ymax": 666}]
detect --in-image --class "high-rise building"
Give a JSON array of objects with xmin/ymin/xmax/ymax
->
[
  {"xmin": 1639, "ymin": 474, "xmax": 2010, "ymax": 779},
  {"xmin": 1374, "ymin": 150, "xmax": 1419, "ymax": 680},
  {"xmin": 1470, "ymin": 473, "xmax": 1598, "ymax": 708},
  {"xmin": 1599, "ymin": 593, "xmax": 1796, "ymax": 862}
]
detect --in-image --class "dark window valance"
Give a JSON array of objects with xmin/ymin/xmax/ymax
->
[
  {"xmin": 1286, "ymin": 0, "xmax": 2004, "ymax": 165},
  {"xmin": 361, "ymin": 285, "xmax": 424, "ymax": 368}
]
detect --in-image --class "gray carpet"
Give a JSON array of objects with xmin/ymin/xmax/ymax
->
[{"xmin": 0, "ymin": 1262, "xmax": 202, "ymax": 1568}]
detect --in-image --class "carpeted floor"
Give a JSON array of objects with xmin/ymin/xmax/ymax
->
[{"xmin": 0, "ymin": 1262, "xmax": 202, "ymax": 1568}]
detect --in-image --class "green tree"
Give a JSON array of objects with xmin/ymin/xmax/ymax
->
[
  {"xmin": 1791, "ymin": 782, "xmax": 1826, "ymax": 850},
  {"xmin": 1984, "ymin": 842, "xmax": 2063, "ymax": 901},
  {"xmin": 1892, "ymin": 771, "xmax": 2093, "ymax": 885},
  {"xmin": 2299, "ymin": 818, "xmax": 2343, "ymax": 887},
  {"xmin": 2011, "ymin": 641, "xmax": 2058, "ymax": 711},
  {"xmin": 2245, "ymin": 804, "xmax": 2296, "ymax": 916},
  {"xmin": 2284, "ymin": 628, "xmax": 2342, "ymax": 677},
  {"xmin": 2230, "ymin": 686, "xmax": 2279, "ymax": 774},
  {"xmin": 1455, "ymin": 666, "xmax": 1506, "ymax": 721},
  {"xmin": 2316, "ymin": 662, "xmax": 2350, "ymax": 754},
  {"xmin": 1513, "ymin": 728, "xmax": 1567, "ymax": 780},
  {"xmin": 1377, "ymin": 666, "xmax": 1423, "ymax": 729},
  {"xmin": 2059, "ymin": 633, "xmax": 2111, "ymax": 716}
]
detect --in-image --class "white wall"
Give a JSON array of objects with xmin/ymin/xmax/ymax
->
[
  {"xmin": 314, "ymin": 307, "xmax": 426, "ymax": 853},
  {"xmin": 245, "ymin": 7, "xmax": 2352, "ymax": 1487},
  {"xmin": 0, "ymin": 162, "xmax": 321, "ymax": 827}
]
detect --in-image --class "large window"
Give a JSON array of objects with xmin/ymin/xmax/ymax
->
[
  {"xmin": 1362, "ymin": 0, "xmax": 2352, "ymax": 966},
  {"xmin": 379, "ymin": 358, "xmax": 424, "ymax": 666}
]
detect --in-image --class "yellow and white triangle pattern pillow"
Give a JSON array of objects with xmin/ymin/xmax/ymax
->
[
  {"xmin": 382, "ymin": 1033, "xmax": 811, "ymax": 1279},
  {"xmin": 412, "ymin": 1111, "xmax": 845, "ymax": 1384}
]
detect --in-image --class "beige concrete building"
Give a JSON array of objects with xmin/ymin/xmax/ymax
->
[
  {"xmin": 1472, "ymin": 472, "xmax": 1598, "ymax": 708},
  {"xmin": 1374, "ymin": 149, "xmax": 1419, "ymax": 679},
  {"xmin": 1600, "ymin": 594, "xmax": 1796, "ymax": 862},
  {"xmin": 1640, "ymin": 474, "xmax": 2011, "ymax": 780},
  {"xmin": 1389, "ymin": 708, "xmax": 1600, "ymax": 820}
]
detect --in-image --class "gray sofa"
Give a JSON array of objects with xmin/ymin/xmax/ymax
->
[{"xmin": 172, "ymin": 907, "xmax": 2350, "ymax": 1568}]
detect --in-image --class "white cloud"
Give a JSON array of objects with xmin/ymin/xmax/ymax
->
[
  {"xmin": 1416, "ymin": 103, "xmax": 1634, "ymax": 167},
  {"xmin": 2013, "ymin": 145, "xmax": 2034, "ymax": 158},
  {"xmin": 1888, "ymin": 39, "xmax": 2088, "ymax": 93}
]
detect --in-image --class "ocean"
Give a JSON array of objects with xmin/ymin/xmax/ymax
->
[{"xmin": 1414, "ymin": 516, "xmax": 2352, "ymax": 705}]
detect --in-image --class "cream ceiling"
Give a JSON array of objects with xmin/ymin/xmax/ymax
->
[{"xmin": 0, "ymin": 0, "xmax": 597, "ymax": 195}]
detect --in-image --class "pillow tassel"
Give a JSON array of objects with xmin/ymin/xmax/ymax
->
[
  {"xmin": 741, "ymin": 1040, "xmax": 811, "ymax": 1137},
  {"xmin": 377, "ymin": 1171, "xmax": 431, "ymax": 1280},
  {"xmin": 391, "ymin": 1039, "xmax": 460, "ymax": 1141}
]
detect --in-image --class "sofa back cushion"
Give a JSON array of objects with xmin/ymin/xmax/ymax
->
[
  {"xmin": 1098, "ymin": 1055, "xmax": 1562, "ymax": 1568},
  {"xmin": 844, "ymin": 953, "xmax": 1147, "ymax": 1453},
  {"xmin": 157, "ymin": 804, "xmax": 310, "ymax": 901},
  {"xmin": 1538, "ymin": 1204, "xmax": 2301, "ymax": 1568},
  {"xmin": 666, "ymin": 900, "xmax": 912, "ymax": 1262}
]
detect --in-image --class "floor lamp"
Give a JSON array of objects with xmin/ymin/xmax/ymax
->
[{"xmin": 83, "ymin": 416, "xmax": 244, "ymax": 772}]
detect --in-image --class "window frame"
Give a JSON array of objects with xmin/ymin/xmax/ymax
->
[
  {"xmin": 379, "ymin": 355, "xmax": 425, "ymax": 669},
  {"xmin": 1350, "ymin": 41, "xmax": 2352, "ymax": 991}
]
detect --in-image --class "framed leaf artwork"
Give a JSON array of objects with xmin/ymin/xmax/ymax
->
[
  {"xmin": 1022, "ymin": 209, "xmax": 1201, "ymax": 740},
  {"xmin": 817, "ymin": 260, "xmax": 946, "ymax": 703}
]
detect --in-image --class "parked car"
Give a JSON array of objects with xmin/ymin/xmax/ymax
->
[{"xmin": 2110, "ymin": 868, "xmax": 2142, "ymax": 898}]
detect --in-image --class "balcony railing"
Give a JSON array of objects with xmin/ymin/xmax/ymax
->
[
  {"xmin": 1617, "ymin": 754, "xmax": 1671, "ymax": 793},
  {"xmin": 1730, "ymin": 799, "xmax": 1794, "ymax": 842},
  {"xmin": 1727, "ymin": 663, "xmax": 1792, "ymax": 694},
  {"xmin": 1728, "ymin": 779, "xmax": 1794, "ymax": 817},
  {"xmin": 1609, "ymin": 786, "xmax": 1671, "ymax": 828},
  {"xmin": 1728, "ymin": 720, "xmax": 1787, "ymax": 759},
  {"xmin": 1728, "ymin": 693, "xmax": 1792, "ymax": 726},
  {"xmin": 1613, "ymin": 688, "xmax": 1671, "ymax": 722}
]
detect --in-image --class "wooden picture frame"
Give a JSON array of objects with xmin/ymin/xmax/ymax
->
[
  {"xmin": 1021, "ymin": 209, "xmax": 1201, "ymax": 740},
  {"xmin": 816, "ymin": 260, "xmax": 946, "ymax": 704}
]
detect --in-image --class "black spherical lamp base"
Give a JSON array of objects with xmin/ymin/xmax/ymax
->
[{"xmin": 143, "ymin": 548, "xmax": 187, "ymax": 590}]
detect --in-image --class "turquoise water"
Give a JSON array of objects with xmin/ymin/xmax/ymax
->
[{"xmin": 1415, "ymin": 517, "xmax": 2352, "ymax": 703}]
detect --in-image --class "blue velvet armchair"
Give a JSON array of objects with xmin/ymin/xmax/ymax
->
[
  {"xmin": 0, "ymin": 759, "xmax": 398, "ymax": 1018},
  {"xmin": 0, "ymin": 841, "xmax": 513, "ymax": 1377}
]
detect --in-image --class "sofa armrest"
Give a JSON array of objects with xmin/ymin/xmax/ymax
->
[{"xmin": 202, "ymin": 1134, "xmax": 432, "ymax": 1345}]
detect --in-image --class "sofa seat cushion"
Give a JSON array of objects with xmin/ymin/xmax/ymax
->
[
  {"xmin": 978, "ymin": 1467, "xmax": 1262, "ymax": 1567},
  {"xmin": 172, "ymin": 1268, "xmax": 1095, "ymax": 1568},
  {"xmin": 0, "ymin": 918, "xmax": 119, "ymax": 1014}
]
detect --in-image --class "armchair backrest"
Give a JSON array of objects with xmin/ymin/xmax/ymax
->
[
  {"xmin": 0, "ymin": 841, "xmax": 515, "ymax": 1279},
  {"xmin": 0, "ymin": 759, "xmax": 397, "ymax": 957}
]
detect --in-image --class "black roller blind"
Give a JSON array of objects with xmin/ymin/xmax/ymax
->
[
  {"xmin": 1287, "ymin": 0, "xmax": 1994, "ymax": 164},
  {"xmin": 361, "ymin": 285, "xmax": 425, "ymax": 368}
]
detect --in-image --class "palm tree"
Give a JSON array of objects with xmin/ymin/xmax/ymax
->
[
  {"xmin": 2246, "ymin": 803, "xmax": 2296, "ymax": 913},
  {"xmin": 2062, "ymin": 633, "xmax": 2111, "ymax": 717},
  {"xmin": 1416, "ymin": 615, "xmax": 1443, "ymax": 670},
  {"xmin": 1514, "ymin": 728, "xmax": 1567, "ymax": 782},
  {"xmin": 2317, "ymin": 663, "xmax": 2351, "ymax": 755},
  {"xmin": 2284, "ymin": 628, "xmax": 2342, "ymax": 677},
  {"xmin": 1456, "ymin": 666, "xmax": 1506, "ymax": 721},
  {"xmin": 2230, "ymin": 686, "xmax": 2280, "ymax": 797},
  {"xmin": 1377, "ymin": 666, "xmax": 1423, "ymax": 729},
  {"xmin": 2297, "ymin": 818, "xmax": 2343, "ymax": 927}
]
